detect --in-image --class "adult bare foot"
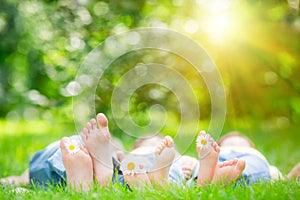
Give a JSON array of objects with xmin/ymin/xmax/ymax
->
[
  {"xmin": 60, "ymin": 137, "xmax": 93, "ymax": 191},
  {"xmin": 213, "ymin": 158, "xmax": 246, "ymax": 185},
  {"xmin": 148, "ymin": 135, "xmax": 176, "ymax": 185},
  {"xmin": 196, "ymin": 130, "xmax": 220, "ymax": 186},
  {"xmin": 0, "ymin": 170, "xmax": 29, "ymax": 186},
  {"xmin": 80, "ymin": 113, "xmax": 113, "ymax": 186}
]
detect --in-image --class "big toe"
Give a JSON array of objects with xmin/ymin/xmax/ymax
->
[
  {"xmin": 198, "ymin": 130, "xmax": 207, "ymax": 137},
  {"xmin": 97, "ymin": 113, "xmax": 108, "ymax": 128}
]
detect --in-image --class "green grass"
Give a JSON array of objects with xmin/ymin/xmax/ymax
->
[
  {"xmin": 0, "ymin": 119, "xmax": 300, "ymax": 199},
  {"xmin": 1, "ymin": 180, "xmax": 299, "ymax": 200}
]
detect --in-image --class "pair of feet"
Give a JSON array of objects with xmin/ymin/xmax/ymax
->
[
  {"xmin": 121, "ymin": 130, "xmax": 246, "ymax": 188},
  {"xmin": 62, "ymin": 113, "xmax": 177, "ymax": 190},
  {"xmin": 195, "ymin": 130, "xmax": 246, "ymax": 186},
  {"xmin": 61, "ymin": 113, "xmax": 113, "ymax": 191}
]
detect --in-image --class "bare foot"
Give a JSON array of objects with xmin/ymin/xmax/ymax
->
[
  {"xmin": 0, "ymin": 170, "xmax": 29, "ymax": 186},
  {"xmin": 287, "ymin": 162, "xmax": 300, "ymax": 179},
  {"xmin": 148, "ymin": 136, "xmax": 175, "ymax": 185},
  {"xmin": 60, "ymin": 137, "xmax": 93, "ymax": 191},
  {"xmin": 213, "ymin": 158, "xmax": 246, "ymax": 185},
  {"xmin": 123, "ymin": 136, "xmax": 175, "ymax": 187},
  {"xmin": 123, "ymin": 171, "xmax": 151, "ymax": 188},
  {"xmin": 121, "ymin": 152, "xmax": 152, "ymax": 188},
  {"xmin": 80, "ymin": 113, "xmax": 113, "ymax": 186},
  {"xmin": 179, "ymin": 156, "xmax": 198, "ymax": 180},
  {"xmin": 196, "ymin": 130, "xmax": 220, "ymax": 186}
]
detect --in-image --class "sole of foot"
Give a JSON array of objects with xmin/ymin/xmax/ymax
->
[
  {"xmin": 80, "ymin": 113, "xmax": 113, "ymax": 186},
  {"xmin": 196, "ymin": 130, "xmax": 220, "ymax": 186},
  {"xmin": 213, "ymin": 158, "xmax": 246, "ymax": 185},
  {"xmin": 60, "ymin": 137, "xmax": 93, "ymax": 191},
  {"xmin": 148, "ymin": 136, "xmax": 175, "ymax": 185}
]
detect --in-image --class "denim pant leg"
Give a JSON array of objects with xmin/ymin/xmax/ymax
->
[
  {"xmin": 29, "ymin": 135, "xmax": 82, "ymax": 187},
  {"xmin": 29, "ymin": 140, "xmax": 63, "ymax": 187}
]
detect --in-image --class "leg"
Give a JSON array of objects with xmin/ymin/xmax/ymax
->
[
  {"xmin": 213, "ymin": 158, "xmax": 246, "ymax": 185},
  {"xmin": 287, "ymin": 162, "xmax": 300, "ymax": 179},
  {"xmin": 60, "ymin": 137, "xmax": 93, "ymax": 191},
  {"xmin": 0, "ymin": 170, "xmax": 29, "ymax": 186},
  {"xmin": 196, "ymin": 130, "xmax": 220, "ymax": 186},
  {"xmin": 80, "ymin": 113, "xmax": 113, "ymax": 186}
]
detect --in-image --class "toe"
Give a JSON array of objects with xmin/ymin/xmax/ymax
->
[
  {"xmin": 86, "ymin": 122, "xmax": 92, "ymax": 131},
  {"xmin": 90, "ymin": 119, "xmax": 97, "ymax": 129},
  {"xmin": 223, "ymin": 160, "xmax": 230, "ymax": 166},
  {"xmin": 155, "ymin": 146, "xmax": 162, "ymax": 156},
  {"xmin": 81, "ymin": 128, "xmax": 88, "ymax": 142},
  {"xmin": 97, "ymin": 113, "xmax": 108, "ymax": 128},
  {"xmin": 97, "ymin": 113, "xmax": 111, "ymax": 138},
  {"xmin": 236, "ymin": 159, "xmax": 246, "ymax": 171},
  {"xmin": 60, "ymin": 137, "xmax": 70, "ymax": 153},
  {"xmin": 164, "ymin": 136, "xmax": 174, "ymax": 147},
  {"xmin": 215, "ymin": 145, "xmax": 220, "ymax": 153},
  {"xmin": 218, "ymin": 162, "xmax": 224, "ymax": 168},
  {"xmin": 232, "ymin": 158, "xmax": 238, "ymax": 164},
  {"xmin": 212, "ymin": 141, "xmax": 220, "ymax": 153},
  {"xmin": 198, "ymin": 130, "xmax": 207, "ymax": 137},
  {"xmin": 79, "ymin": 144, "xmax": 89, "ymax": 155}
]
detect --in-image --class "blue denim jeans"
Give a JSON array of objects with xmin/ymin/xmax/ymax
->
[{"xmin": 29, "ymin": 135, "xmax": 82, "ymax": 187}]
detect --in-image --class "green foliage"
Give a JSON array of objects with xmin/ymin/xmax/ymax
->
[
  {"xmin": 0, "ymin": 0, "xmax": 299, "ymax": 130},
  {"xmin": 0, "ymin": 1, "xmax": 300, "ymax": 198}
]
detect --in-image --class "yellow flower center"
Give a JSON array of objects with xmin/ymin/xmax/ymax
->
[
  {"xmin": 69, "ymin": 145, "xmax": 75, "ymax": 151},
  {"xmin": 200, "ymin": 139, "xmax": 207, "ymax": 145},
  {"xmin": 127, "ymin": 162, "xmax": 135, "ymax": 170}
]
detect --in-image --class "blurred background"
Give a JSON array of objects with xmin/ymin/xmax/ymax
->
[{"xmin": 0, "ymin": 0, "xmax": 299, "ymax": 173}]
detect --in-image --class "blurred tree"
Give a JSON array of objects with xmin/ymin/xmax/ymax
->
[{"xmin": 0, "ymin": 0, "xmax": 299, "ymax": 132}]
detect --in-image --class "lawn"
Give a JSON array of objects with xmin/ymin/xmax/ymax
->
[{"xmin": 0, "ymin": 119, "xmax": 299, "ymax": 199}]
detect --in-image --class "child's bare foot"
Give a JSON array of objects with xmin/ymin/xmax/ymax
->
[
  {"xmin": 60, "ymin": 137, "xmax": 93, "ymax": 191},
  {"xmin": 196, "ymin": 130, "xmax": 220, "ymax": 186},
  {"xmin": 179, "ymin": 156, "xmax": 198, "ymax": 180},
  {"xmin": 123, "ymin": 136, "xmax": 175, "ymax": 187},
  {"xmin": 80, "ymin": 113, "xmax": 113, "ymax": 186},
  {"xmin": 213, "ymin": 158, "xmax": 246, "ymax": 185},
  {"xmin": 148, "ymin": 136, "xmax": 175, "ymax": 185},
  {"xmin": 0, "ymin": 170, "xmax": 29, "ymax": 186},
  {"xmin": 123, "ymin": 172, "xmax": 152, "ymax": 188}
]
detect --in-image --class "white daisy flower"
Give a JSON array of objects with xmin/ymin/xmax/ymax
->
[
  {"xmin": 120, "ymin": 154, "xmax": 151, "ymax": 175},
  {"xmin": 196, "ymin": 134, "xmax": 211, "ymax": 150},
  {"xmin": 64, "ymin": 139, "xmax": 80, "ymax": 155}
]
